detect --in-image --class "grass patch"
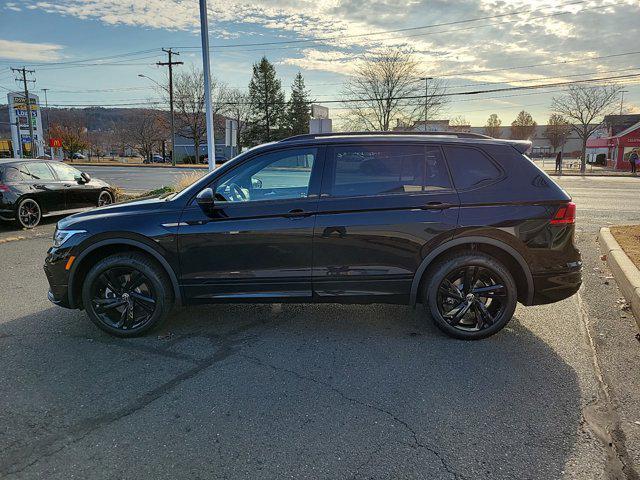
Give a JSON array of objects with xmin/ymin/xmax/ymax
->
[{"xmin": 610, "ymin": 225, "xmax": 640, "ymax": 270}]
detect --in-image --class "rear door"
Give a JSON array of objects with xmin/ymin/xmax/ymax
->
[{"xmin": 313, "ymin": 142, "xmax": 459, "ymax": 303}]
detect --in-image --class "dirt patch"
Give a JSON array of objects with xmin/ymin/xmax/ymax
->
[{"xmin": 610, "ymin": 225, "xmax": 640, "ymax": 270}]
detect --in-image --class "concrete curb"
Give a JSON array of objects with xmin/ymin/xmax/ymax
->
[
  {"xmin": 548, "ymin": 173, "xmax": 640, "ymax": 178},
  {"xmin": 599, "ymin": 227, "xmax": 640, "ymax": 327},
  {"xmin": 69, "ymin": 162, "xmax": 210, "ymax": 169}
]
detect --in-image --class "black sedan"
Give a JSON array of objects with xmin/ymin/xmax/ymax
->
[{"xmin": 0, "ymin": 159, "xmax": 115, "ymax": 229}]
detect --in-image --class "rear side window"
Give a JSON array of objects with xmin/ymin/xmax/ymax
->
[
  {"xmin": 22, "ymin": 162, "xmax": 55, "ymax": 181},
  {"xmin": 444, "ymin": 146, "xmax": 501, "ymax": 190},
  {"xmin": 1, "ymin": 166, "xmax": 23, "ymax": 182},
  {"xmin": 329, "ymin": 144, "xmax": 450, "ymax": 197}
]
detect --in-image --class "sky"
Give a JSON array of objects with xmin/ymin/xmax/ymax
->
[{"xmin": 0, "ymin": 0, "xmax": 639, "ymax": 127}]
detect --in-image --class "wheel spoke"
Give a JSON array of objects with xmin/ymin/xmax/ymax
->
[
  {"xmin": 93, "ymin": 297, "xmax": 126, "ymax": 312},
  {"xmin": 475, "ymin": 300, "xmax": 495, "ymax": 328},
  {"xmin": 439, "ymin": 279, "xmax": 463, "ymax": 301},
  {"xmin": 446, "ymin": 301, "xmax": 472, "ymax": 326},
  {"xmin": 124, "ymin": 271, "xmax": 145, "ymax": 291},
  {"xmin": 463, "ymin": 267, "xmax": 477, "ymax": 294},
  {"xmin": 471, "ymin": 284, "xmax": 506, "ymax": 297},
  {"xmin": 130, "ymin": 292, "xmax": 155, "ymax": 313}
]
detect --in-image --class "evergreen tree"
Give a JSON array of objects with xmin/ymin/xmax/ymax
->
[
  {"xmin": 286, "ymin": 72, "xmax": 311, "ymax": 136},
  {"xmin": 244, "ymin": 57, "xmax": 286, "ymax": 146}
]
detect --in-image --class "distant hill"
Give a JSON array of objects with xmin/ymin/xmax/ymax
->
[{"xmin": 0, "ymin": 105, "xmax": 166, "ymax": 137}]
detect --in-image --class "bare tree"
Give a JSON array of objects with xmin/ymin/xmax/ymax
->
[
  {"xmin": 484, "ymin": 113, "xmax": 502, "ymax": 138},
  {"xmin": 551, "ymin": 84, "xmax": 622, "ymax": 172},
  {"xmin": 173, "ymin": 66, "xmax": 228, "ymax": 163},
  {"xmin": 544, "ymin": 114, "xmax": 572, "ymax": 154},
  {"xmin": 449, "ymin": 115, "xmax": 470, "ymax": 132},
  {"xmin": 223, "ymin": 88, "xmax": 252, "ymax": 152},
  {"xmin": 510, "ymin": 110, "xmax": 537, "ymax": 140},
  {"xmin": 128, "ymin": 110, "xmax": 164, "ymax": 161},
  {"xmin": 341, "ymin": 49, "xmax": 446, "ymax": 131}
]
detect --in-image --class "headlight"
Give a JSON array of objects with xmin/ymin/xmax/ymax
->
[{"xmin": 53, "ymin": 229, "xmax": 87, "ymax": 248}]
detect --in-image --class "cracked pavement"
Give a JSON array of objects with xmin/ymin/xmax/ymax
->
[{"xmin": 0, "ymin": 175, "xmax": 639, "ymax": 479}]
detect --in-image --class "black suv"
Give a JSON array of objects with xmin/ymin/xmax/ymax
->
[{"xmin": 44, "ymin": 132, "xmax": 581, "ymax": 340}]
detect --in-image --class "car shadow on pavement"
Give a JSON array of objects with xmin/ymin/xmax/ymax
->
[{"xmin": 0, "ymin": 303, "xmax": 583, "ymax": 479}]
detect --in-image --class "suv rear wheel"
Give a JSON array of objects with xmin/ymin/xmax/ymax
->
[
  {"xmin": 424, "ymin": 252, "xmax": 517, "ymax": 340},
  {"xmin": 82, "ymin": 252, "xmax": 174, "ymax": 337}
]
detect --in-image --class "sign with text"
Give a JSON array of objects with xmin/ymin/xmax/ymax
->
[{"xmin": 7, "ymin": 92, "xmax": 44, "ymax": 158}]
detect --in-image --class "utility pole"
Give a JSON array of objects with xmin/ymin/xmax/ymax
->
[
  {"xmin": 42, "ymin": 88, "xmax": 51, "ymax": 152},
  {"xmin": 422, "ymin": 77, "xmax": 433, "ymax": 128},
  {"xmin": 11, "ymin": 67, "xmax": 36, "ymax": 157},
  {"xmin": 199, "ymin": 0, "xmax": 217, "ymax": 171},
  {"xmin": 620, "ymin": 90, "xmax": 629, "ymax": 115},
  {"xmin": 157, "ymin": 48, "xmax": 183, "ymax": 166}
]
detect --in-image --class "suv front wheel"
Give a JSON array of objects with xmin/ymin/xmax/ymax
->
[
  {"xmin": 424, "ymin": 252, "xmax": 517, "ymax": 340},
  {"xmin": 82, "ymin": 252, "xmax": 174, "ymax": 337}
]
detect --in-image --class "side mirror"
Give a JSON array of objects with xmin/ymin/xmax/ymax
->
[
  {"xmin": 80, "ymin": 172, "xmax": 91, "ymax": 183},
  {"xmin": 196, "ymin": 187, "xmax": 215, "ymax": 212}
]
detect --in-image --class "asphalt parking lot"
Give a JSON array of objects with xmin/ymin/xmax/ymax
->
[{"xmin": 1, "ymin": 174, "xmax": 639, "ymax": 479}]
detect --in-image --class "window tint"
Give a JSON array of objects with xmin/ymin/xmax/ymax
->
[
  {"xmin": 444, "ymin": 146, "xmax": 501, "ymax": 190},
  {"xmin": 49, "ymin": 162, "xmax": 81, "ymax": 182},
  {"xmin": 329, "ymin": 144, "xmax": 449, "ymax": 197},
  {"xmin": 22, "ymin": 162, "xmax": 55, "ymax": 181},
  {"xmin": 215, "ymin": 148, "xmax": 316, "ymax": 203},
  {"xmin": 1, "ymin": 166, "xmax": 23, "ymax": 182}
]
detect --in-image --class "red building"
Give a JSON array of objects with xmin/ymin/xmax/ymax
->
[{"xmin": 586, "ymin": 115, "xmax": 640, "ymax": 170}]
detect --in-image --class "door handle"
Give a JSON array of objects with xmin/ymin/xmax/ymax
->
[
  {"xmin": 284, "ymin": 208, "xmax": 313, "ymax": 218},
  {"xmin": 64, "ymin": 184, "xmax": 73, "ymax": 188},
  {"xmin": 421, "ymin": 202, "xmax": 453, "ymax": 210}
]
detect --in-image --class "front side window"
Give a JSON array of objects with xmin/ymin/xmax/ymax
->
[
  {"xmin": 444, "ymin": 146, "xmax": 501, "ymax": 190},
  {"xmin": 214, "ymin": 148, "xmax": 316, "ymax": 203},
  {"xmin": 49, "ymin": 162, "xmax": 82, "ymax": 182},
  {"xmin": 22, "ymin": 162, "xmax": 55, "ymax": 181},
  {"xmin": 328, "ymin": 144, "xmax": 450, "ymax": 197}
]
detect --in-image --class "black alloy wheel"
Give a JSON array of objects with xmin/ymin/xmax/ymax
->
[
  {"xmin": 82, "ymin": 253, "xmax": 173, "ymax": 337},
  {"xmin": 425, "ymin": 252, "xmax": 517, "ymax": 340},
  {"xmin": 98, "ymin": 190, "xmax": 113, "ymax": 206},
  {"xmin": 16, "ymin": 198, "xmax": 41, "ymax": 229}
]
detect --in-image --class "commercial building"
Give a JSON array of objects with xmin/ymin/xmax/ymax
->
[{"xmin": 586, "ymin": 115, "xmax": 640, "ymax": 170}]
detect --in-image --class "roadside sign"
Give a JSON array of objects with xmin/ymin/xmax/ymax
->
[{"xmin": 50, "ymin": 138, "xmax": 62, "ymax": 148}]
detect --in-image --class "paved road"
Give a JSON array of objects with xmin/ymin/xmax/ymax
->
[
  {"xmin": 0, "ymin": 176, "xmax": 639, "ymax": 479},
  {"xmin": 80, "ymin": 165, "xmax": 204, "ymax": 192}
]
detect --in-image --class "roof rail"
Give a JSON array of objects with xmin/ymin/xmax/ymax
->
[{"xmin": 279, "ymin": 131, "xmax": 491, "ymax": 142}]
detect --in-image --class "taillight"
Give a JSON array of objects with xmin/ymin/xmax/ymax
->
[
  {"xmin": 550, "ymin": 201, "xmax": 576, "ymax": 224},
  {"xmin": 0, "ymin": 184, "xmax": 10, "ymax": 193}
]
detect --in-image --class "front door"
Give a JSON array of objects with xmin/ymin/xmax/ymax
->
[
  {"xmin": 19, "ymin": 162, "xmax": 66, "ymax": 213},
  {"xmin": 313, "ymin": 143, "xmax": 460, "ymax": 303},
  {"xmin": 178, "ymin": 146, "xmax": 322, "ymax": 302},
  {"xmin": 48, "ymin": 162, "xmax": 99, "ymax": 209}
]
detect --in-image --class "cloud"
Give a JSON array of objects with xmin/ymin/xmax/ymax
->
[{"xmin": 0, "ymin": 39, "xmax": 64, "ymax": 62}]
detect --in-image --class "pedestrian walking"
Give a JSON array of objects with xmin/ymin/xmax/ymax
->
[
  {"xmin": 630, "ymin": 150, "xmax": 639, "ymax": 174},
  {"xmin": 555, "ymin": 150, "xmax": 563, "ymax": 174}
]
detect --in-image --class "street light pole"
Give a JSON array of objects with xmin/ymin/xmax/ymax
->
[
  {"xmin": 422, "ymin": 77, "xmax": 433, "ymax": 129},
  {"xmin": 620, "ymin": 90, "xmax": 629, "ymax": 115},
  {"xmin": 199, "ymin": 0, "xmax": 216, "ymax": 171}
]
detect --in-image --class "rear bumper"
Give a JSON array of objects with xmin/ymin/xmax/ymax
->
[{"xmin": 530, "ymin": 264, "xmax": 582, "ymax": 305}]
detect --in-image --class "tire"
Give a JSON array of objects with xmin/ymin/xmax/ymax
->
[
  {"xmin": 15, "ymin": 198, "xmax": 41, "ymax": 229},
  {"xmin": 82, "ymin": 252, "xmax": 174, "ymax": 337},
  {"xmin": 423, "ymin": 252, "xmax": 517, "ymax": 340},
  {"xmin": 98, "ymin": 190, "xmax": 114, "ymax": 207}
]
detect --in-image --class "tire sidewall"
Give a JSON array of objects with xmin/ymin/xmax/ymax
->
[
  {"xmin": 425, "ymin": 253, "xmax": 517, "ymax": 340},
  {"xmin": 82, "ymin": 254, "xmax": 172, "ymax": 337},
  {"xmin": 16, "ymin": 198, "xmax": 41, "ymax": 229}
]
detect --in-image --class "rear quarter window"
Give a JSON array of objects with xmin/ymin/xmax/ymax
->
[
  {"xmin": 0, "ymin": 166, "xmax": 23, "ymax": 182},
  {"xmin": 444, "ymin": 146, "xmax": 502, "ymax": 190}
]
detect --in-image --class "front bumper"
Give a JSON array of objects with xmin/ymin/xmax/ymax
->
[{"xmin": 530, "ymin": 263, "xmax": 582, "ymax": 305}]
